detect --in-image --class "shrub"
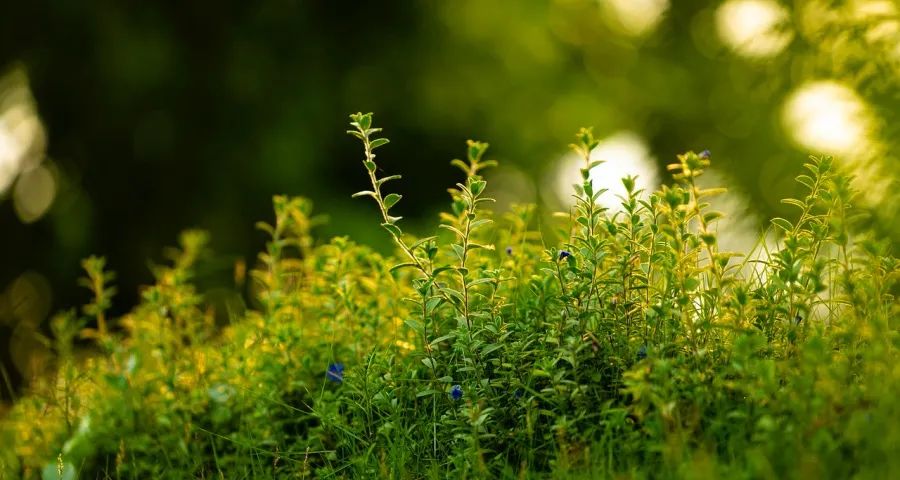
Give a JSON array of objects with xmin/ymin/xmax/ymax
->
[{"xmin": 1, "ymin": 113, "xmax": 897, "ymax": 479}]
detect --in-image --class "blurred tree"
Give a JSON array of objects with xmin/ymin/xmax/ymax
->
[{"xmin": 1, "ymin": 0, "xmax": 898, "ymax": 399}]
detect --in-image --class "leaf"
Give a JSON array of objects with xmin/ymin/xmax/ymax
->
[
  {"xmin": 410, "ymin": 236, "xmax": 437, "ymax": 250},
  {"xmin": 390, "ymin": 262, "xmax": 418, "ymax": 273},
  {"xmin": 421, "ymin": 358, "xmax": 437, "ymax": 369},
  {"xmin": 370, "ymin": 138, "xmax": 390, "ymax": 149},
  {"xmin": 450, "ymin": 159, "xmax": 469, "ymax": 173},
  {"xmin": 404, "ymin": 319, "xmax": 424, "ymax": 332},
  {"xmin": 780, "ymin": 198, "xmax": 805, "ymax": 210},
  {"xmin": 351, "ymin": 190, "xmax": 377, "ymax": 199},
  {"xmin": 469, "ymin": 218, "xmax": 493, "ymax": 230},
  {"xmin": 383, "ymin": 193, "xmax": 402, "ymax": 209},
  {"xmin": 470, "ymin": 180, "xmax": 487, "ymax": 196},
  {"xmin": 771, "ymin": 217, "xmax": 793, "ymax": 232},
  {"xmin": 365, "ymin": 160, "xmax": 376, "ymax": 172},
  {"xmin": 439, "ymin": 224, "xmax": 465, "ymax": 239},
  {"xmin": 382, "ymin": 222, "xmax": 402, "ymax": 237},
  {"xmin": 702, "ymin": 211, "xmax": 724, "ymax": 224},
  {"xmin": 376, "ymin": 175, "xmax": 402, "ymax": 187},
  {"xmin": 795, "ymin": 174, "xmax": 815, "ymax": 190},
  {"xmin": 481, "ymin": 344, "xmax": 503, "ymax": 356},
  {"xmin": 430, "ymin": 334, "xmax": 456, "ymax": 346},
  {"xmin": 466, "ymin": 278, "xmax": 494, "ymax": 289}
]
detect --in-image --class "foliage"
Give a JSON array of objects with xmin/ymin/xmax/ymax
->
[{"xmin": 1, "ymin": 113, "xmax": 898, "ymax": 479}]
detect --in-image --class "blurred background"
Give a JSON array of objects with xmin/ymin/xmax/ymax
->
[{"xmin": 2, "ymin": 0, "xmax": 899, "ymax": 400}]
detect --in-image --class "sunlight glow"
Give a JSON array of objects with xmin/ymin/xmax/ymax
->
[
  {"xmin": 601, "ymin": 0, "xmax": 670, "ymax": 37},
  {"xmin": 782, "ymin": 81, "xmax": 873, "ymax": 156},
  {"xmin": 13, "ymin": 164, "xmax": 56, "ymax": 223},
  {"xmin": 553, "ymin": 131, "xmax": 659, "ymax": 212},
  {"xmin": 0, "ymin": 69, "xmax": 47, "ymax": 199},
  {"xmin": 716, "ymin": 0, "xmax": 792, "ymax": 58}
]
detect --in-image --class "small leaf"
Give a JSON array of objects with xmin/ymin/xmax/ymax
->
[
  {"xmin": 469, "ymin": 218, "xmax": 493, "ymax": 230},
  {"xmin": 365, "ymin": 160, "xmax": 376, "ymax": 172},
  {"xmin": 390, "ymin": 262, "xmax": 418, "ymax": 273},
  {"xmin": 383, "ymin": 193, "xmax": 402, "ymax": 209},
  {"xmin": 376, "ymin": 175, "xmax": 402, "ymax": 187},
  {"xmin": 466, "ymin": 278, "xmax": 494, "ymax": 289},
  {"xmin": 404, "ymin": 319, "xmax": 423, "ymax": 332},
  {"xmin": 370, "ymin": 138, "xmax": 390, "ymax": 149},
  {"xmin": 382, "ymin": 222, "xmax": 402, "ymax": 237},
  {"xmin": 470, "ymin": 180, "xmax": 487, "ymax": 196},
  {"xmin": 351, "ymin": 190, "xmax": 377, "ymax": 199},
  {"xmin": 771, "ymin": 217, "xmax": 793, "ymax": 232},
  {"xmin": 439, "ymin": 224, "xmax": 465, "ymax": 239},
  {"xmin": 702, "ymin": 211, "xmax": 724, "ymax": 224},
  {"xmin": 781, "ymin": 198, "xmax": 805, "ymax": 210}
]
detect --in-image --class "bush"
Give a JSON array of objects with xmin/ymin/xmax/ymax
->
[{"xmin": 1, "ymin": 113, "xmax": 898, "ymax": 479}]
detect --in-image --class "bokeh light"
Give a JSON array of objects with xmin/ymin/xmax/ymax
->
[
  {"xmin": 600, "ymin": 0, "xmax": 670, "ymax": 37},
  {"xmin": 0, "ymin": 68, "xmax": 49, "ymax": 220},
  {"xmin": 12, "ymin": 164, "xmax": 56, "ymax": 224},
  {"xmin": 782, "ymin": 81, "xmax": 874, "ymax": 156},
  {"xmin": 715, "ymin": 0, "xmax": 793, "ymax": 58},
  {"xmin": 552, "ymin": 131, "xmax": 659, "ymax": 212}
]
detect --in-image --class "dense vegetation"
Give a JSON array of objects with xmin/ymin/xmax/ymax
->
[{"xmin": 1, "ymin": 113, "xmax": 897, "ymax": 479}]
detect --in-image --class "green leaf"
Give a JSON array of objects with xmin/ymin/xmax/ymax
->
[
  {"xmin": 771, "ymin": 217, "xmax": 793, "ymax": 232},
  {"xmin": 365, "ymin": 160, "xmax": 376, "ymax": 172},
  {"xmin": 370, "ymin": 138, "xmax": 389, "ymax": 149},
  {"xmin": 358, "ymin": 113, "xmax": 372, "ymax": 130},
  {"xmin": 702, "ymin": 211, "xmax": 724, "ymax": 224},
  {"xmin": 383, "ymin": 193, "xmax": 402, "ymax": 209},
  {"xmin": 781, "ymin": 198, "xmax": 805, "ymax": 210},
  {"xmin": 466, "ymin": 278, "xmax": 494, "ymax": 288},
  {"xmin": 390, "ymin": 262, "xmax": 418, "ymax": 273},
  {"xmin": 481, "ymin": 344, "xmax": 503, "ymax": 356},
  {"xmin": 469, "ymin": 218, "xmax": 493, "ymax": 230},
  {"xmin": 351, "ymin": 190, "xmax": 377, "ymax": 199},
  {"xmin": 376, "ymin": 175, "xmax": 402, "ymax": 187},
  {"xmin": 450, "ymin": 158, "xmax": 469, "ymax": 173},
  {"xmin": 382, "ymin": 222, "xmax": 402, "ymax": 237},
  {"xmin": 430, "ymin": 334, "xmax": 455, "ymax": 346},
  {"xmin": 470, "ymin": 180, "xmax": 487, "ymax": 196},
  {"xmin": 404, "ymin": 319, "xmax": 423, "ymax": 332}
]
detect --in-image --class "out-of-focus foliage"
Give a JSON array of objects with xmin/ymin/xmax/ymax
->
[
  {"xmin": 2, "ymin": 1, "xmax": 900, "ymax": 399},
  {"xmin": 1, "ymin": 115, "xmax": 897, "ymax": 478}
]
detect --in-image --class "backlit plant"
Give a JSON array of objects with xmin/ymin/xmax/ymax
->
[{"xmin": 0, "ymin": 113, "xmax": 897, "ymax": 479}]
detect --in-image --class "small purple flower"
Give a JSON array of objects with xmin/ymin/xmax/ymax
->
[
  {"xmin": 698, "ymin": 150, "xmax": 711, "ymax": 159},
  {"xmin": 558, "ymin": 250, "xmax": 572, "ymax": 260},
  {"xmin": 326, "ymin": 363, "xmax": 345, "ymax": 383},
  {"xmin": 450, "ymin": 384, "xmax": 463, "ymax": 401},
  {"xmin": 637, "ymin": 345, "xmax": 647, "ymax": 361},
  {"xmin": 505, "ymin": 246, "xmax": 513, "ymax": 256}
]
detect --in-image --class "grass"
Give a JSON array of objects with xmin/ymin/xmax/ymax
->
[{"xmin": 1, "ymin": 113, "xmax": 898, "ymax": 479}]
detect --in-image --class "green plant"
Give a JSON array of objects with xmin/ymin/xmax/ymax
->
[{"xmin": 0, "ymin": 113, "xmax": 897, "ymax": 479}]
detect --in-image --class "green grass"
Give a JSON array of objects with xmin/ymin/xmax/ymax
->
[{"xmin": 1, "ymin": 113, "xmax": 898, "ymax": 479}]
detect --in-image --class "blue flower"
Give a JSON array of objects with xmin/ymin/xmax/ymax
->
[
  {"xmin": 505, "ymin": 246, "xmax": 513, "ymax": 256},
  {"xmin": 326, "ymin": 363, "xmax": 345, "ymax": 383},
  {"xmin": 558, "ymin": 250, "xmax": 572, "ymax": 260},
  {"xmin": 450, "ymin": 384, "xmax": 463, "ymax": 401},
  {"xmin": 637, "ymin": 345, "xmax": 647, "ymax": 361},
  {"xmin": 699, "ymin": 149, "xmax": 711, "ymax": 159}
]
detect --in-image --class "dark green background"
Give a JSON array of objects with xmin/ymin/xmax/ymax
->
[{"xmin": 1, "ymin": 1, "xmax": 898, "ymax": 398}]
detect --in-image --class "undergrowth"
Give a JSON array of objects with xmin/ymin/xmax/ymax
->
[{"xmin": 1, "ymin": 113, "xmax": 898, "ymax": 479}]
